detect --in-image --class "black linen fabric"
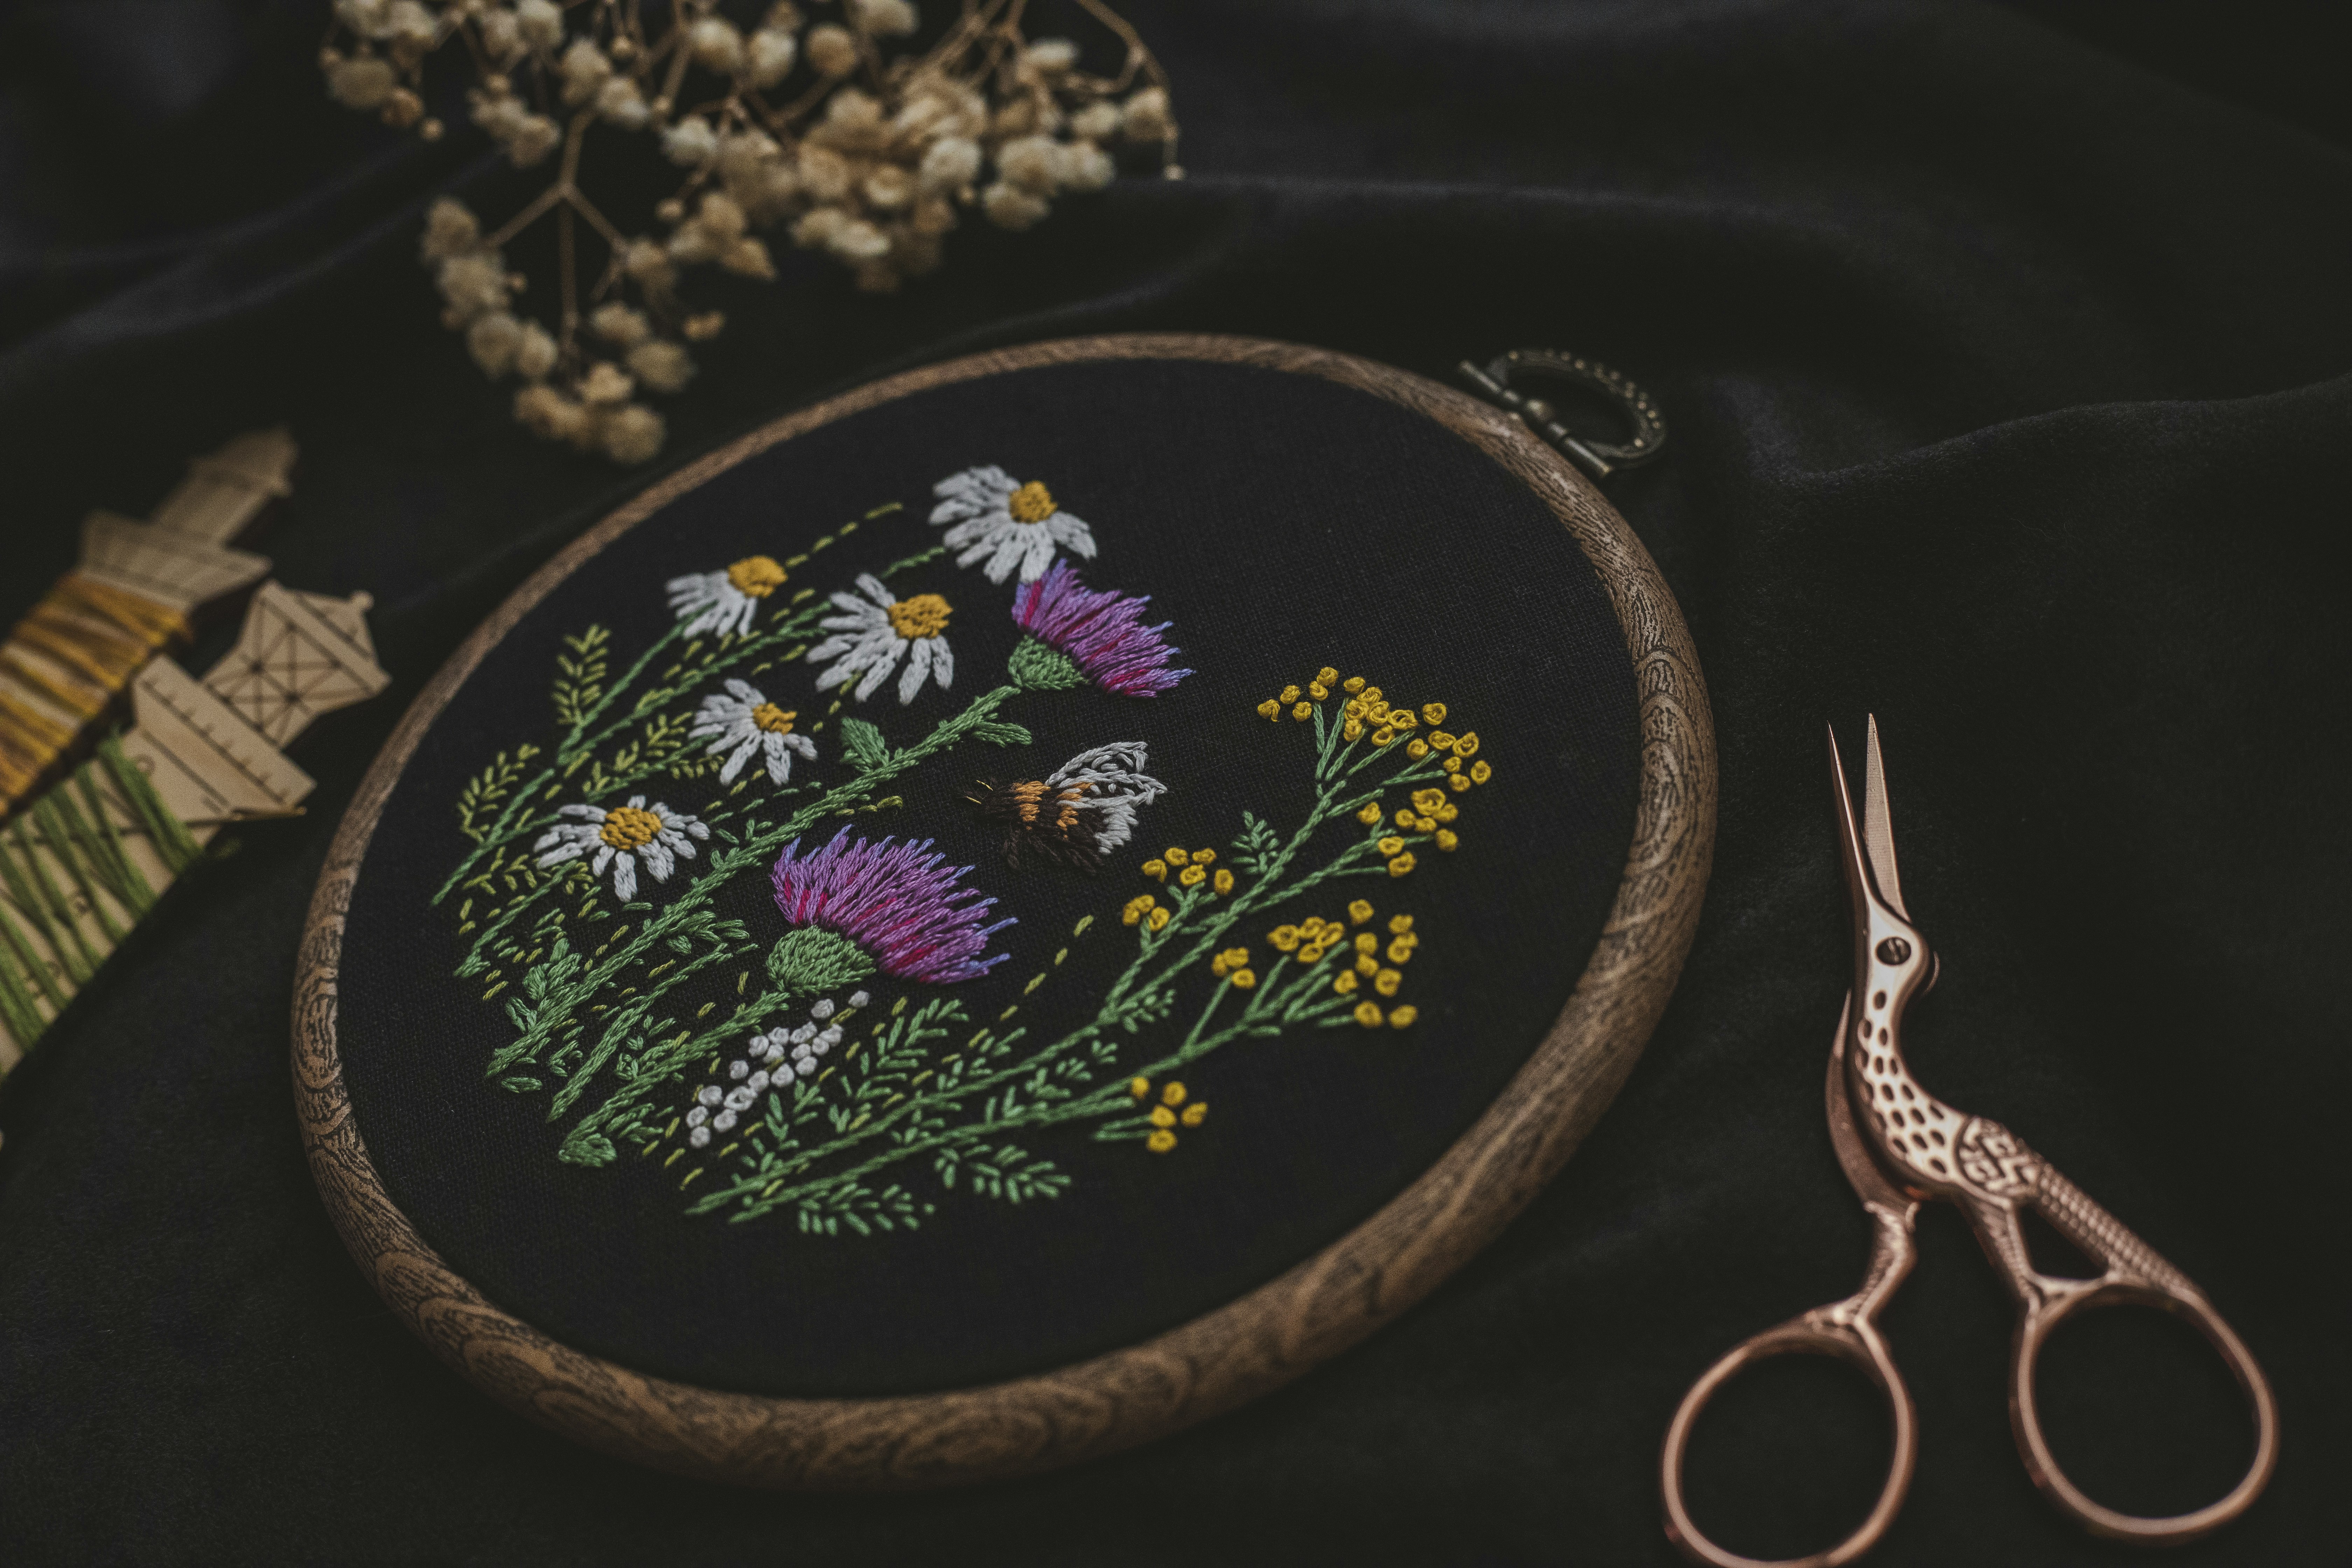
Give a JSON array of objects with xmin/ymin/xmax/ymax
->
[{"xmin": 2, "ymin": 2, "xmax": 2347, "ymax": 1564}]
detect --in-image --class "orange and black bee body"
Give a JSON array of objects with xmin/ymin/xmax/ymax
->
[{"xmin": 970, "ymin": 777, "xmax": 1105, "ymax": 872}]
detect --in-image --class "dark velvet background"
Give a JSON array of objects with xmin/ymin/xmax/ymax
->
[{"xmin": 2, "ymin": 1, "xmax": 2347, "ymax": 1563}]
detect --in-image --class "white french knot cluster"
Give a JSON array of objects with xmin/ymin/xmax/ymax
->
[{"xmin": 321, "ymin": 0, "xmax": 1179, "ymax": 463}]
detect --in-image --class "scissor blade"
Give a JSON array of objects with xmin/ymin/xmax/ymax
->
[
  {"xmin": 1827, "ymin": 995, "xmax": 1912, "ymax": 1212},
  {"xmin": 1862, "ymin": 714, "xmax": 1908, "ymax": 920}
]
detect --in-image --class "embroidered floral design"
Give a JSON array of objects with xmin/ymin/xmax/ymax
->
[
  {"xmin": 532, "ymin": 795, "xmax": 707, "ymax": 899},
  {"xmin": 1009, "ymin": 562, "xmax": 1191, "ymax": 696},
  {"xmin": 666, "ymin": 555, "xmax": 787, "ymax": 638},
  {"xmin": 769, "ymin": 827, "xmax": 1014, "ymax": 989},
  {"xmin": 808, "ymin": 572, "xmax": 955, "ymax": 704},
  {"xmin": 930, "ymin": 465, "xmax": 1098, "ymax": 584},
  {"xmin": 440, "ymin": 492, "xmax": 1508, "ymax": 1240},
  {"xmin": 972, "ymin": 742, "xmax": 1166, "ymax": 872},
  {"xmin": 690, "ymin": 677, "xmax": 818, "ymax": 785}
]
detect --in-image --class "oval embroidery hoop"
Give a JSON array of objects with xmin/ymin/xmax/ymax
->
[{"xmin": 294, "ymin": 334, "xmax": 1715, "ymax": 1488}]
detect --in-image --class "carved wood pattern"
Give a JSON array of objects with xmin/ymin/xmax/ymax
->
[{"xmin": 292, "ymin": 335, "xmax": 1717, "ymax": 1488}]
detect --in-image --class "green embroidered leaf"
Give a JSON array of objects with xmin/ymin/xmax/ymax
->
[
  {"xmin": 500, "ymin": 1076, "xmax": 544, "ymax": 1093},
  {"xmin": 969, "ymin": 719, "xmax": 1032, "ymax": 747},
  {"xmin": 839, "ymin": 716, "xmax": 890, "ymax": 770},
  {"xmin": 558, "ymin": 1132, "xmax": 617, "ymax": 1167}
]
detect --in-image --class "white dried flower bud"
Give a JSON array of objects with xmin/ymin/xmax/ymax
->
[
  {"xmin": 465, "ymin": 312, "xmax": 525, "ymax": 377},
  {"xmin": 790, "ymin": 206, "xmax": 850, "ymax": 251},
  {"xmin": 908, "ymin": 197, "xmax": 955, "ymax": 237},
  {"xmin": 825, "ymin": 218, "xmax": 890, "ymax": 263},
  {"xmin": 1069, "ymin": 101, "xmax": 1120, "ymax": 142},
  {"xmin": 436, "ymin": 253, "xmax": 510, "ymax": 320},
  {"xmin": 663, "ymin": 116, "xmax": 719, "ymax": 166},
  {"xmin": 506, "ymin": 113, "xmax": 560, "ymax": 167},
  {"xmin": 980, "ymin": 180, "xmax": 1049, "ymax": 231},
  {"xmin": 747, "ymin": 27, "xmax": 798, "ymax": 87},
  {"xmin": 666, "ymin": 224, "xmax": 719, "ymax": 266},
  {"xmin": 852, "ymin": 260, "xmax": 900, "ymax": 293},
  {"xmin": 419, "ymin": 197, "xmax": 481, "ymax": 261},
  {"xmin": 386, "ymin": 0, "xmax": 436, "ymax": 47},
  {"xmin": 917, "ymin": 135, "xmax": 980, "ymax": 195},
  {"xmin": 589, "ymin": 303, "xmax": 651, "ymax": 346},
  {"xmin": 1021, "ymin": 38, "xmax": 1078, "ymax": 77},
  {"xmin": 688, "ymin": 16, "xmax": 747, "ymax": 74},
  {"xmin": 514, "ymin": 320, "xmax": 559, "ymax": 379},
  {"xmin": 733, "ymin": 161, "xmax": 802, "ymax": 224},
  {"xmin": 721, "ymin": 236, "xmax": 778, "ymax": 278},
  {"xmin": 558, "ymin": 40, "xmax": 610, "ymax": 104},
  {"xmin": 513, "ymin": 0, "xmax": 564, "ymax": 52},
  {"xmin": 862, "ymin": 163, "xmax": 914, "ymax": 210},
  {"xmin": 1121, "ymin": 86, "xmax": 1172, "ymax": 143},
  {"xmin": 622, "ymin": 239, "xmax": 675, "ymax": 292},
  {"xmin": 1059, "ymin": 138, "xmax": 1114, "ymax": 192},
  {"xmin": 327, "ymin": 56, "xmax": 397, "ymax": 111},
  {"xmin": 797, "ymin": 143, "xmax": 853, "ymax": 203},
  {"xmin": 995, "ymin": 135, "xmax": 1059, "ymax": 195},
  {"xmin": 477, "ymin": 8, "xmax": 522, "ymax": 62},
  {"xmin": 697, "ymin": 191, "xmax": 749, "ymax": 243},
  {"xmin": 593, "ymin": 75, "xmax": 648, "ymax": 129},
  {"xmin": 335, "ymin": 0, "xmax": 395, "ymax": 39},
  {"xmin": 716, "ymin": 129, "xmax": 781, "ymax": 183},
  {"xmin": 847, "ymin": 0, "xmax": 917, "ymax": 37},
  {"xmin": 810, "ymin": 89, "xmax": 886, "ymax": 153},
  {"xmin": 804, "ymin": 23, "xmax": 856, "ymax": 76},
  {"xmin": 626, "ymin": 340, "xmax": 696, "ymax": 394},
  {"xmin": 598, "ymin": 403, "xmax": 665, "ymax": 464},
  {"xmin": 580, "ymin": 362, "xmax": 634, "ymax": 405},
  {"xmin": 471, "ymin": 89, "xmax": 526, "ymax": 140},
  {"xmin": 515, "ymin": 384, "xmax": 593, "ymax": 446}
]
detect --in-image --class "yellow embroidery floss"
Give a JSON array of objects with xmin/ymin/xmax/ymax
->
[
  {"xmin": 1230, "ymin": 968, "xmax": 1256, "ymax": 989},
  {"xmin": 1279, "ymin": 684, "xmax": 1300, "ymax": 704},
  {"xmin": 1374, "ymin": 968, "xmax": 1402, "ymax": 997},
  {"xmin": 1269, "ymin": 924, "xmax": 1302, "ymax": 951},
  {"xmin": 1147, "ymin": 908, "xmax": 1169, "ymax": 931},
  {"xmin": 1334, "ymin": 971, "xmax": 1359, "ymax": 994},
  {"xmin": 1377, "ymin": 836, "xmax": 1405, "ymax": 856},
  {"xmin": 1317, "ymin": 667, "xmax": 1339, "ymax": 685}
]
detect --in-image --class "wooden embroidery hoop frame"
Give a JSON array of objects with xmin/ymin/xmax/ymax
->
[{"xmin": 293, "ymin": 334, "xmax": 1716, "ymax": 1489}]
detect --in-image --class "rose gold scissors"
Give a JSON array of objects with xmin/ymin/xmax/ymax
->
[{"xmin": 1658, "ymin": 718, "xmax": 2278, "ymax": 1568}]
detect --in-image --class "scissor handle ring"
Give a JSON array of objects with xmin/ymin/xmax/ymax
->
[
  {"xmin": 2010, "ymin": 1275, "xmax": 2281, "ymax": 1545},
  {"xmin": 1661, "ymin": 1311, "xmax": 1918, "ymax": 1568}
]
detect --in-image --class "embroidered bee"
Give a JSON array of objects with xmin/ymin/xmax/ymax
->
[{"xmin": 971, "ymin": 742, "xmax": 1166, "ymax": 872}]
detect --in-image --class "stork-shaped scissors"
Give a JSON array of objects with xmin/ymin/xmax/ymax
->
[{"xmin": 1659, "ymin": 718, "xmax": 2278, "ymax": 1568}]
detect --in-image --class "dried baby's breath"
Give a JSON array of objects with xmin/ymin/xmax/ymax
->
[{"xmin": 322, "ymin": 0, "xmax": 1179, "ymax": 463}]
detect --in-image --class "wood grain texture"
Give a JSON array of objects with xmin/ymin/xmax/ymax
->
[{"xmin": 292, "ymin": 334, "xmax": 1717, "ymax": 1489}]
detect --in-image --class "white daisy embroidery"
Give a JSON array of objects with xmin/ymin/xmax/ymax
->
[
  {"xmin": 929, "ymin": 465, "xmax": 1098, "ymax": 584},
  {"xmin": 690, "ymin": 678, "xmax": 819, "ymax": 785},
  {"xmin": 665, "ymin": 554, "xmax": 788, "ymax": 638},
  {"xmin": 807, "ymin": 573, "xmax": 955, "ymax": 705},
  {"xmin": 532, "ymin": 795, "xmax": 708, "ymax": 901}
]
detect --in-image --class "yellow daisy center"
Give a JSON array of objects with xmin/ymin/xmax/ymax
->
[
  {"xmin": 1007, "ymin": 481, "xmax": 1057, "ymax": 524},
  {"xmin": 726, "ymin": 555, "xmax": 787, "ymax": 597},
  {"xmin": 598, "ymin": 805, "xmax": 664, "ymax": 850},
  {"xmin": 886, "ymin": 593, "xmax": 952, "ymax": 639},
  {"xmin": 750, "ymin": 702, "xmax": 798, "ymax": 734}
]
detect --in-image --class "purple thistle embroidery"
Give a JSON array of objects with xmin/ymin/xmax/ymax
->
[
  {"xmin": 769, "ymin": 827, "xmax": 1014, "ymax": 985},
  {"xmin": 1011, "ymin": 562, "xmax": 1193, "ymax": 697}
]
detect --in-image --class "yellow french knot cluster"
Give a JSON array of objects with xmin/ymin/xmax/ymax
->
[
  {"xmin": 1129, "ymin": 1077, "xmax": 1209, "ymax": 1153},
  {"xmin": 1138, "ymin": 844, "xmax": 1236, "ymax": 895},
  {"xmin": 1266, "ymin": 904, "xmax": 1420, "ymax": 1029}
]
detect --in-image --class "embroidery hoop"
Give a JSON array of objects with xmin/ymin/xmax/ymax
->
[{"xmin": 294, "ymin": 334, "xmax": 1716, "ymax": 1487}]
